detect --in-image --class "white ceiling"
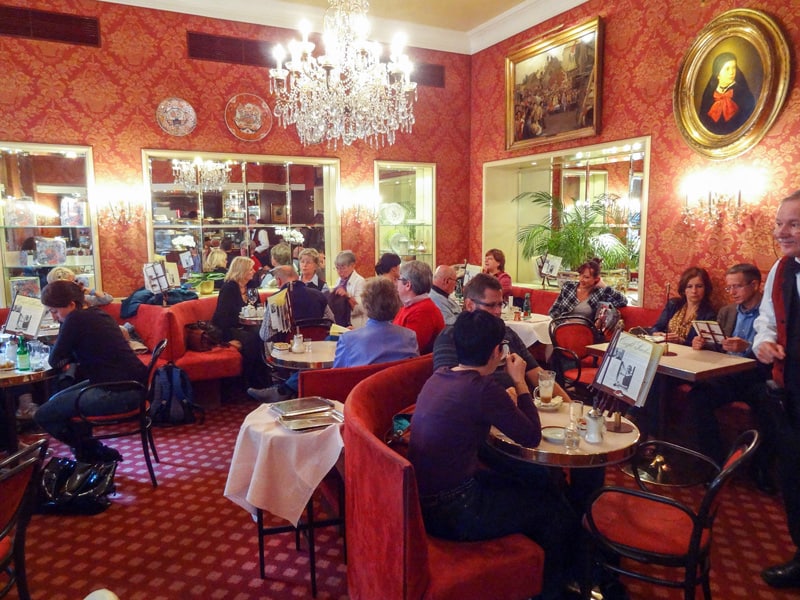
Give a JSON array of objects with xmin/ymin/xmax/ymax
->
[{"xmin": 100, "ymin": 0, "xmax": 588, "ymax": 54}]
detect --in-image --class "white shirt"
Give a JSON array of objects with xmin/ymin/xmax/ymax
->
[{"xmin": 753, "ymin": 257, "xmax": 800, "ymax": 354}]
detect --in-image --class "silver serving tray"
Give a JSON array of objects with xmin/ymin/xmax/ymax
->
[
  {"xmin": 270, "ymin": 396, "xmax": 334, "ymax": 417},
  {"xmin": 279, "ymin": 410, "xmax": 344, "ymax": 431}
]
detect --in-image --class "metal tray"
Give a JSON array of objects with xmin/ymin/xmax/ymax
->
[
  {"xmin": 270, "ymin": 396, "xmax": 334, "ymax": 417},
  {"xmin": 279, "ymin": 410, "xmax": 344, "ymax": 431}
]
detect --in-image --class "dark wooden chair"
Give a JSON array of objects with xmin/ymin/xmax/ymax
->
[
  {"xmin": 0, "ymin": 438, "xmax": 48, "ymax": 600},
  {"xmin": 582, "ymin": 430, "xmax": 760, "ymax": 600},
  {"xmin": 72, "ymin": 339, "xmax": 168, "ymax": 487}
]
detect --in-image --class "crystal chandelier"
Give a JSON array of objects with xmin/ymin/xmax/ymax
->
[
  {"xmin": 269, "ymin": 0, "xmax": 417, "ymax": 148},
  {"xmin": 172, "ymin": 159, "xmax": 231, "ymax": 193}
]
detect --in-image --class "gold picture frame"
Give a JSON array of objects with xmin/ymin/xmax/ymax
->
[
  {"xmin": 270, "ymin": 203, "xmax": 287, "ymax": 224},
  {"xmin": 673, "ymin": 9, "xmax": 790, "ymax": 159},
  {"xmin": 506, "ymin": 17, "xmax": 603, "ymax": 151}
]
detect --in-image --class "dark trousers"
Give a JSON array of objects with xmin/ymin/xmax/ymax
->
[
  {"xmin": 766, "ymin": 384, "xmax": 800, "ymax": 549},
  {"xmin": 420, "ymin": 469, "xmax": 579, "ymax": 600},
  {"xmin": 689, "ymin": 370, "xmax": 773, "ymax": 467},
  {"xmin": 230, "ymin": 328, "xmax": 271, "ymax": 389}
]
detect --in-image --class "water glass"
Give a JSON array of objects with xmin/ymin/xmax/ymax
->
[
  {"xmin": 569, "ymin": 400, "xmax": 584, "ymax": 426},
  {"xmin": 537, "ymin": 370, "xmax": 556, "ymax": 403},
  {"xmin": 564, "ymin": 424, "xmax": 580, "ymax": 450},
  {"xmin": 304, "ymin": 338, "xmax": 313, "ymax": 353}
]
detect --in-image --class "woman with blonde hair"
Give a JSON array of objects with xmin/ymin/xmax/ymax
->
[
  {"xmin": 211, "ymin": 257, "xmax": 269, "ymax": 389},
  {"xmin": 205, "ymin": 248, "xmax": 229, "ymax": 289},
  {"xmin": 46, "ymin": 266, "xmax": 113, "ymax": 306}
]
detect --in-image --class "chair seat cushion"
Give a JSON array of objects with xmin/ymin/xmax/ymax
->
[
  {"xmin": 71, "ymin": 408, "xmax": 140, "ymax": 423},
  {"xmin": 564, "ymin": 367, "xmax": 598, "ymax": 384},
  {"xmin": 175, "ymin": 347, "xmax": 242, "ymax": 380},
  {"xmin": 588, "ymin": 490, "xmax": 709, "ymax": 555},
  {"xmin": 425, "ymin": 534, "xmax": 543, "ymax": 600}
]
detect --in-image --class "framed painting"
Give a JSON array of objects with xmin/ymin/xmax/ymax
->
[
  {"xmin": 506, "ymin": 17, "xmax": 602, "ymax": 151},
  {"xmin": 673, "ymin": 9, "xmax": 790, "ymax": 159},
  {"xmin": 270, "ymin": 203, "xmax": 287, "ymax": 224}
]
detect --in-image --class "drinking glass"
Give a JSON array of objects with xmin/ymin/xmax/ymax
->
[
  {"xmin": 304, "ymin": 338, "xmax": 313, "ymax": 353},
  {"xmin": 564, "ymin": 424, "xmax": 580, "ymax": 450},
  {"xmin": 537, "ymin": 370, "xmax": 556, "ymax": 403},
  {"xmin": 569, "ymin": 400, "xmax": 583, "ymax": 426}
]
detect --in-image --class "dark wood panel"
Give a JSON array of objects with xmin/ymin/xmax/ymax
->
[{"xmin": 0, "ymin": 5, "xmax": 100, "ymax": 46}]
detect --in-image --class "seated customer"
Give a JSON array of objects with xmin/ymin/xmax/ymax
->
[
  {"xmin": 375, "ymin": 252, "xmax": 402, "ymax": 281},
  {"xmin": 212, "ymin": 257, "xmax": 270, "ymax": 391},
  {"xmin": 393, "ymin": 260, "xmax": 445, "ymax": 354},
  {"xmin": 47, "ymin": 266, "xmax": 113, "ymax": 307},
  {"xmin": 429, "ymin": 265, "xmax": 461, "ymax": 325},
  {"xmin": 204, "ymin": 248, "xmax": 229, "ymax": 290},
  {"xmin": 652, "ymin": 266, "xmax": 716, "ymax": 345},
  {"xmin": 549, "ymin": 258, "xmax": 627, "ymax": 327},
  {"xmin": 250, "ymin": 265, "xmax": 334, "ymax": 402},
  {"xmin": 409, "ymin": 310, "xmax": 578, "ymax": 600},
  {"xmin": 297, "ymin": 248, "xmax": 328, "ymax": 292},
  {"xmin": 689, "ymin": 263, "xmax": 774, "ymax": 489},
  {"xmin": 483, "ymin": 248, "xmax": 513, "ymax": 301},
  {"xmin": 333, "ymin": 277, "xmax": 419, "ymax": 368},
  {"xmin": 34, "ymin": 280, "xmax": 148, "ymax": 462}
]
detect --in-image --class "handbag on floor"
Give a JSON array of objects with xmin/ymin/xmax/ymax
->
[{"xmin": 38, "ymin": 457, "xmax": 117, "ymax": 515}]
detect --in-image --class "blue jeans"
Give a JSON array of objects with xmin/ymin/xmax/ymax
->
[{"xmin": 34, "ymin": 380, "xmax": 141, "ymax": 447}]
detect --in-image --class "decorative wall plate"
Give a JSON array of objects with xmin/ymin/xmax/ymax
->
[
  {"xmin": 225, "ymin": 93, "xmax": 273, "ymax": 141},
  {"xmin": 379, "ymin": 202, "xmax": 406, "ymax": 225},
  {"xmin": 156, "ymin": 97, "xmax": 197, "ymax": 136}
]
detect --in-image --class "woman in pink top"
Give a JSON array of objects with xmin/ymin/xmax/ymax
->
[{"xmin": 484, "ymin": 248, "xmax": 512, "ymax": 301}]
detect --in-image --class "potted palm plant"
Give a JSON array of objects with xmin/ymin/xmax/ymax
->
[{"xmin": 514, "ymin": 190, "xmax": 628, "ymax": 276}]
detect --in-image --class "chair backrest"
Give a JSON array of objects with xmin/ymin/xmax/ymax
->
[
  {"xmin": 0, "ymin": 438, "xmax": 48, "ymax": 589},
  {"xmin": 344, "ymin": 355, "xmax": 434, "ymax": 600},
  {"xmin": 298, "ymin": 355, "xmax": 428, "ymax": 404},
  {"xmin": 698, "ymin": 429, "xmax": 760, "ymax": 525},
  {"xmin": 549, "ymin": 315, "xmax": 598, "ymax": 356},
  {"xmin": 294, "ymin": 318, "xmax": 334, "ymax": 342},
  {"xmin": 145, "ymin": 339, "xmax": 169, "ymax": 399}
]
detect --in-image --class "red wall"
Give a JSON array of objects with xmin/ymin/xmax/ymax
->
[
  {"xmin": 3, "ymin": 0, "xmax": 800, "ymax": 307},
  {"xmin": 470, "ymin": 0, "xmax": 800, "ymax": 308},
  {"xmin": 0, "ymin": 0, "xmax": 470, "ymax": 295}
]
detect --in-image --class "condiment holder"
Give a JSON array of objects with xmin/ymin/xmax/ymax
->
[
  {"xmin": 584, "ymin": 408, "xmax": 605, "ymax": 444},
  {"xmin": 291, "ymin": 333, "xmax": 305, "ymax": 354}
]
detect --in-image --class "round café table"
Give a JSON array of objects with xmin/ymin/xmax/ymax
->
[
  {"xmin": 487, "ymin": 400, "xmax": 640, "ymax": 468},
  {"xmin": 266, "ymin": 340, "xmax": 337, "ymax": 370},
  {"xmin": 0, "ymin": 367, "xmax": 56, "ymax": 453}
]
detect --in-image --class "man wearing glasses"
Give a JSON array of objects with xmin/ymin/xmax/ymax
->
[{"xmin": 689, "ymin": 263, "xmax": 774, "ymax": 491}]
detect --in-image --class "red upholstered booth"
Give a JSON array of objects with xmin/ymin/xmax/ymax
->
[{"xmin": 344, "ymin": 354, "xmax": 544, "ymax": 600}]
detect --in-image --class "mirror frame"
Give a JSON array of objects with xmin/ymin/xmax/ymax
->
[
  {"xmin": 0, "ymin": 141, "xmax": 99, "ymax": 307},
  {"xmin": 142, "ymin": 149, "xmax": 341, "ymax": 284},
  {"xmin": 482, "ymin": 135, "xmax": 650, "ymax": 303}
]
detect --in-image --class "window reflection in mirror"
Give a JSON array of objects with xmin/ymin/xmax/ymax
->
[
  {"xmin": 483, "ymin": 136, "xmax": 649, "ymax": 304},
  {"xmin": 0, "ymin": 142, "xmax": 96, "ymax": 306},
  {"xmin": 144, "ymin": 151, "xmax": 339, "ymax": 284}
]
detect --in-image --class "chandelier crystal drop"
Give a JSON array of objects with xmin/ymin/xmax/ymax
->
[
  {"xmin": 269, "ymin": 0, "xmax": 417, "ymax": 148},
  {"xmin": 172, "ymin": 159, "xmax": 231, "ymax": 193}
]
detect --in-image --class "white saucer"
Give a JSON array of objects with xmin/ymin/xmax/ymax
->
[
  {"xmin": 541, "ymin": 426, "xmax": 566, "ymax": 444},
  {"xmin": 534, "ymin": 395, "xmax": 563, "ymax": 411}
]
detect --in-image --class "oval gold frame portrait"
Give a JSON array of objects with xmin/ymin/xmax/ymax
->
[{"xmin": 673, "ymin": 9, "xmax": 790, "ymax": 159}]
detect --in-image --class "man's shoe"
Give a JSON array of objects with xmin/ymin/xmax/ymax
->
[
  {"xmin": 762, "ymin": 558, "xmax": 800, "ymax": 588},
  {"xmin": 247, "ymin": 386, "xmax": 293, "ymax": 403},
  {"xmin": 75, "ymin": 442, "xmax": 123, "ymax": 463}
]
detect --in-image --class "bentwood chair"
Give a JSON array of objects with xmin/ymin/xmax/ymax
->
[
  {"xmin": 0, "ymin": 438, "xmax": 48, "ymax": 600},
  {"xmin": 72, "ymin": 339, "xmax": 168, "ymax": 487},
  {"xmin": 549, "ymin": 315, "xmax": 601, "ymax": 401},
  {"xmin": 582, "ymin": 430, "xmax": 760, "ymax": 600}
]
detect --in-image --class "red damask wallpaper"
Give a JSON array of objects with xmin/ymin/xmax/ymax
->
[
  {"xmin": 2, "ymin": 0, "xmax": 799, "ymax": 309},
  {"xmin": 470, "ymin": 0, "xmax": 800, "ymax": 308},
  {"xmin": 0, "ymin": 0, "xmax": 470, "ymax": 296}
]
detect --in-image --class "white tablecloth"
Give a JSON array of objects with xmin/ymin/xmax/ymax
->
[
  {"xmin": 224, "ymin": 403, "xmax": 344, "ymax": 526},
  {"xmin": 504, "ymin": 313, "xmax": 552, "ymax": 347}
]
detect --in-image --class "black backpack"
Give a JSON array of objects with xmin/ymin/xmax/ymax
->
[{"xmin": 149, "ymin": 363, "xmax": 204, "ymax": 426}]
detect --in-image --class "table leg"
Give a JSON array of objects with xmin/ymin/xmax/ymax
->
[{"xmin": 1, "ymin": 388, "xmax": 17, "ymax": 453}]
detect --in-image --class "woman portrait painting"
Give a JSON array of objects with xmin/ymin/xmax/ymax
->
[{"xmin": 697, "ymin": 49, "xmax": 759, "ymax": 136}]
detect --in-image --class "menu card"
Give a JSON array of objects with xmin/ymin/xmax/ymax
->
[
  {"xmin": 5, "ymin": 294, "xmax": 46, "ymax": 337},
  {"xmin": 692, "ymin": 320, "xmax": 726, "ymax": 345},
  {"xmin": 592, "ymin": 329, "xmax": 664, "ymax": 407}
]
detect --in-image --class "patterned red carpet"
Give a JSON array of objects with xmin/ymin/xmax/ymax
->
[{"xmin": 14, "ymin": 397, "xmax": 800, "ymax": 600}]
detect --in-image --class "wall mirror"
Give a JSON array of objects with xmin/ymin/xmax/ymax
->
[
  {"xmin": 0, "ymin": 142, "xmax": 97, "ymax": 306},
  {"xmin": 374, "ymin": 161, "xmax": 436, "ymax": 269},
  {"xmin": 483, "ymin": 136, "xmax": 650, "ymax": 304},
  {"xmin": 144, "ymin": 150, "xmax": 339, "ymax": 284}
]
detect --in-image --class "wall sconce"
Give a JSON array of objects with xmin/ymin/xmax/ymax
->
[
  {"xmin": 680, "ymin": 166, "xmax": 766, "ymax": 227},
  {"xmin": 338, "ymin": 189, "xmax": 379, "ymax": 225}
]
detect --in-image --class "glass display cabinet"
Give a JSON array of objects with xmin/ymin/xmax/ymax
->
[
  {"xmin": 375, "ymin": 161, "xmax": 436, "ymax": 268},
  {"xmin": 144, "ymin": 151, "xmax": 340, "ymax": 281},
  {"xmin": 0, "ymin": 142, "xmax": 98, "ymax": 307}
]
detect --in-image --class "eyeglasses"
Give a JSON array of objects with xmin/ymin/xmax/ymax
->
[
  {"xmin": 724, "ymin": 282, "xmax": 754, "ymax": 292},
  {"xmin": 472, "ymin": 299, "xmax": 504, "ymax": 309}
]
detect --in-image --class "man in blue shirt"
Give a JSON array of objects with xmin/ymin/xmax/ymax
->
[{"xmin": 689, "ymin": 263, "xmax": 774, "ymax": 490}]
